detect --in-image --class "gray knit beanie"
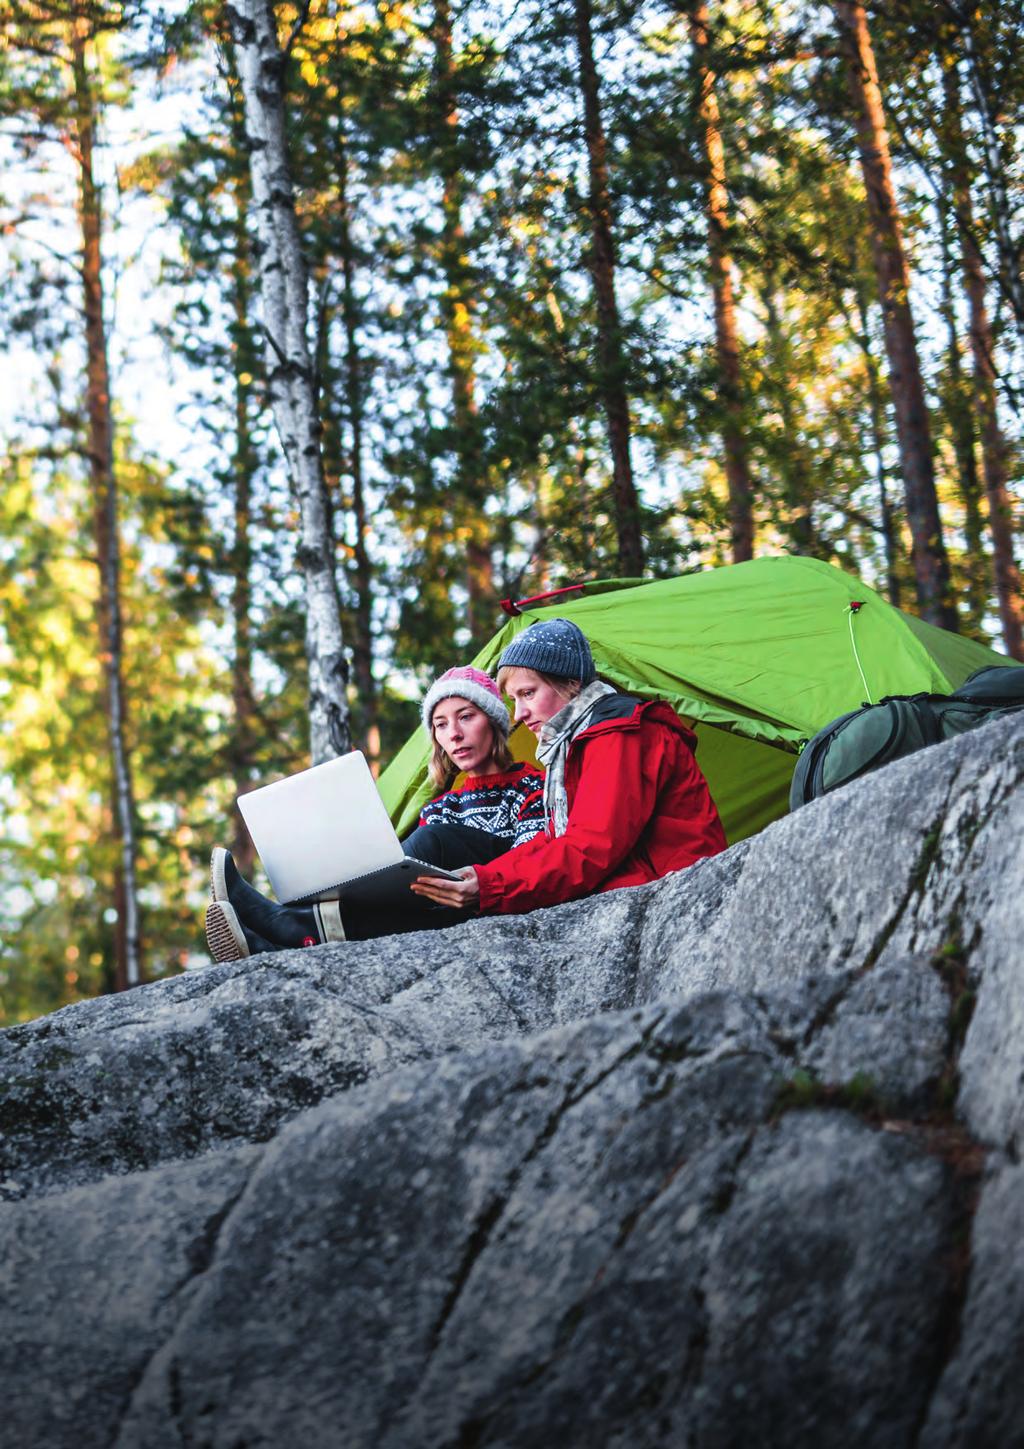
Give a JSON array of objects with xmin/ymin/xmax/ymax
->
[{"xmin": 496, "ymin": 617, "xmax": 595, "ymax": 684}]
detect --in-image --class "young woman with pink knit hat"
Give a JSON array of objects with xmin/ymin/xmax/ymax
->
[
  {"xmin": 408, "ymin": 665, "xmax": 543, "ymax": 861},
  {"xmin": 204, "ymin": 666, "xmax": 543, "ymax": 962}
]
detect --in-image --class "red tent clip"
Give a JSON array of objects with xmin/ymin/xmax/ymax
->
[
  {"xmin": 499, "ymin": 584, "xmax": 587, "ymax": 617},
  {"xmin": 848, "ymin": 600, "xmax": 865, "ymax": 613}
]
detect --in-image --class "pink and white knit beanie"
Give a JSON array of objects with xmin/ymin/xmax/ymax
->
[{"xmin": 421, "ymin": 666, "xmax": 511, "ymax": 739}]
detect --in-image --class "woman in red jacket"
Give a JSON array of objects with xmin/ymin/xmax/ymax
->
[{"xmin": 410, "ymin": 617, "xmax": 726, "ymax": 916}]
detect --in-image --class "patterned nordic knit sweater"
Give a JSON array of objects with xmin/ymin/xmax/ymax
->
[{"xmin": 419, "ymin": 762, "xmax": 545, "ymax": 850}]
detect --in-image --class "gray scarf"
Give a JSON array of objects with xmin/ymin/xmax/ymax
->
[{"xmin": 536, "ymin": 679, "xmax": 616, "ymax": 836}]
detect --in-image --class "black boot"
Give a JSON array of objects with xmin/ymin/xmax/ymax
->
[
  {"xmin": 205, "ymin": 901, "xmax": 279, "ymax": 963},
  {"xmin": 210, "ymin": 848, "xmax": 346, "ymax": 948}
]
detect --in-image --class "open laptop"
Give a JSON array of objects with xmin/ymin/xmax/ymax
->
[{"xmin": 237, "ymin": 750, "xmax": 462, "ymax": 908}]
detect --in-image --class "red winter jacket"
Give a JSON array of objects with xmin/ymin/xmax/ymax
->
[{"xmin": 475, "ymin": 695, "xmax": 726, "ymax": 916}]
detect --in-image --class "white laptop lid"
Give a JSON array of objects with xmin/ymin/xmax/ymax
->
[{"xmin": 237, "ymin": 751, "xmax": 404, "ymax": 904}]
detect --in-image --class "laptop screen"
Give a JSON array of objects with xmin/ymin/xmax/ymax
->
[{"xmin": 237, "ymin": 751, "xmax": 404, "ymax": 903}]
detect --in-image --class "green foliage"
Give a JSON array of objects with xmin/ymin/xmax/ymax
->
[
  {"xmin": 0, "ymin": 441, "xmax": 235, "ymax": 1021},
  {"xmin": 1, "ymin": 0, "xmax": 1022, "ymax": 1018},
  {"xmin": 773, "ymin": 1068, "xmax": 887, "ymax": 1120}
]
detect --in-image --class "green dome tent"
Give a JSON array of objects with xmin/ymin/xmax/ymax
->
[{"xmin": 378, "ymin": 556, "xmax": 1011, "ymax": 846}]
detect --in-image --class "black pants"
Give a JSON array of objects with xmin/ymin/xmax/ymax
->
[
  {"xmin": 401, "ymin": 822, "xmax": 511, "ymax": 871},
  {"xmin": 340, "ymin": 823, "xmax": 510, "ymax": 941}
]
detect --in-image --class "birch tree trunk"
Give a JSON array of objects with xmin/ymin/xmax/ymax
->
[
  {"xmin": 944, "ymin": 65, "xmax": 1024, "ymax": 660},
  {"xmin": 572, "ymin": 0, "xmax": 644, "ymax": 577},
  {"xmin": 227, "ymin": 0, "xmax": 350, "ymax": 762},
  {"xmin": 835, "ymin": 0, "xmax": 957, "ymax": 631},
  {"xmin": 70, "ymin": 11, "xmax": 142, "ymax": 991},
  {"xmin": 690, "ymin": 0, "xmax": 754, "ymax": 564}
]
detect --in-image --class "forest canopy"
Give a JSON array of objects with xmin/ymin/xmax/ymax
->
[{"xmin": 0, "ymin": 0, "xmax": 1021, "ymax": 1019}]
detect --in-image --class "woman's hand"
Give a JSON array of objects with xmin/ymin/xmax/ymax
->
[{"xmin": 409, "ymin": 866, "xmax": 480, "ymax": 909}]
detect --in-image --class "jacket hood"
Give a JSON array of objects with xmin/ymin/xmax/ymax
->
[{"xmin": 572, "ymin": 695, "xmax": 697, "ymax": 751}]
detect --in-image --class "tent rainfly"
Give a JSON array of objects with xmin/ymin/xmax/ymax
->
[{"xmin": 378, "ymin": 556, "xmax": 1013, "ymax": 846}]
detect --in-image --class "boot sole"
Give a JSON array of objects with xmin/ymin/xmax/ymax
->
[
  {"xmin": 210, "ymin": 846, "xmax": 229, "ymax": 903},
  {"xmin": 205, "ymin": 901, "xmax": 250, "ymax": 963}
]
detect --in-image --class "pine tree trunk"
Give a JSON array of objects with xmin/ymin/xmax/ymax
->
[
  {"xmin": 433, "ymin": 0, "xmax": 495, "ymax": 642},
  {"xmin": 572, "ymin": 0, "xmax": 644, "ymax": 577},
  {"xmin": 835, "ymin": 0, "xmax": 957, "ymax": 631},
  {"xmin": 229, "ymin": 169, "xmax": 259, "ymax": 874},
  {"xmin": 938, "ymin": 203, "xmax": 988, "ymax": 634},
  {"xmin": 853, "ymin": 287, "xmax": 902, "ymax": 608},
  {"xmin": 761, "ymin": 282, "xmax": 815, "ymax": 555},
  {"xmin": 944, "ymin": 66, "xmax": 1024, "ymax": 659},
  {"xmin": 876, "ymin": 451, "xmax": 901, "ymax": 610},
  {"xmin": 228, "ymin": 0, "xmax": 350, "ymax": 762},
  {"xmin": 70, "ymin": 13, "xmax": 142, "ymax": 991},
  {"xmin": 690, "ymin": 1, "xmax": 754, "ymax": 564},
  {"xmin": 337, "ymin": 132, "xmax": 380, "ymax": 768},
  {"xmin": 966, "ymin": 281, "xmax": 1024, "ymax": 658},
  {"xmin": 956, "ymin": 14, "xmax": 1024, "ymax": 339}
]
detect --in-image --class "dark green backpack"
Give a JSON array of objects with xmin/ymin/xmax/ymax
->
[{"xmin": 789, "ymin": 665, "xmax": 1024, "ymax": 810}]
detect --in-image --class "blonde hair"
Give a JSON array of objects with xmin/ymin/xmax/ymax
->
[
  {"xmin": 428, "ymin": 718, "xmax": 515, "ymax": 790},
  {"xmin": 495, "ymin": 665, "xmax": 583, "ymax": 702}
]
